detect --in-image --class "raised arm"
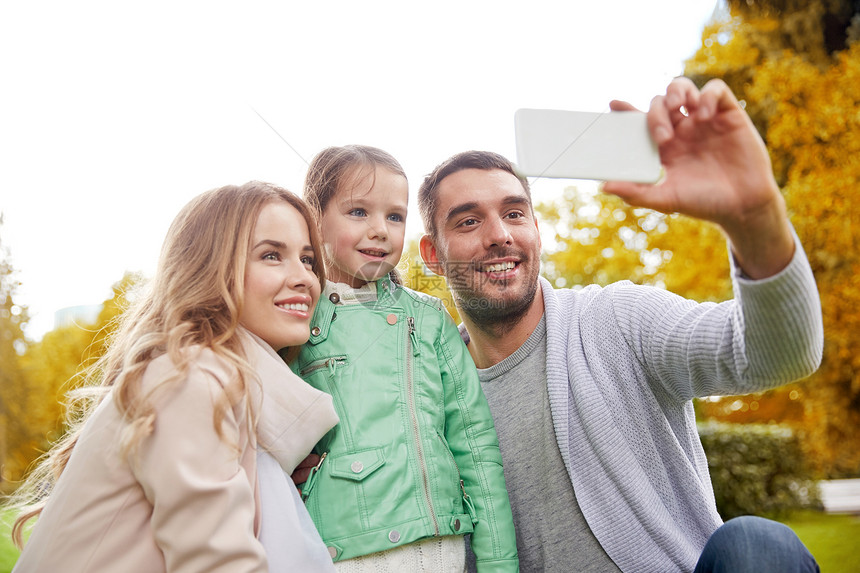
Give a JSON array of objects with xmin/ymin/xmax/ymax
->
[{"xmin": 603, "ymin": 77, "xmax": 795, "ymax": 279}]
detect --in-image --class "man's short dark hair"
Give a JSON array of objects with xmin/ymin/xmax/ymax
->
[{"xmin": 417, "ymin": 151, "xmax": 531, "ymax": 240}]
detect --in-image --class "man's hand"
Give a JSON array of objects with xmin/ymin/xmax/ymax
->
[{"xmin": 603, "ymin": 77, "xmax": 795, "ymax": 279}]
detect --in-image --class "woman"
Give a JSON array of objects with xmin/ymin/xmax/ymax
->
[{"xmin": 11, "ymin": 182, "xmax": 338, "ymax": 572}]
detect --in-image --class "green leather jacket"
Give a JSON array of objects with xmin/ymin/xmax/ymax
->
[{"xmin": 293, "ymin": 278, "xmax": 518, "ymax": 571}]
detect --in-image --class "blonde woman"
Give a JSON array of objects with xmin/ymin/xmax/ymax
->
[{"xmin": 10, "ymin": 182, "xmax": 339, "ymax": 572}]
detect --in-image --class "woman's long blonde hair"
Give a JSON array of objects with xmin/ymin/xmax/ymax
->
[{"xmin": 9, "ymin": 181, "xmax": 325, "ymax": 547}]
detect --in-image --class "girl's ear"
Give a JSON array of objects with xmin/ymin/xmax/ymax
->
[{"xmin": 419, "ymin": 235, "xmax": 445, "ymax": 277}]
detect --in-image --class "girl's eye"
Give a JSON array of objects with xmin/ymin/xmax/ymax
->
[
  {"xmin": 387, "ymin": 213, "xmax": 404, "ymax": 223},
  {"xmin": 348, "ymin": 208, "xmax": 367, "ymax": 217}
]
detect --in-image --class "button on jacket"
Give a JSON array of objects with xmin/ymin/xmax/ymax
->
[{"xmin": 293, "ymin": 278, "xmax": 518, "ymax": 571}]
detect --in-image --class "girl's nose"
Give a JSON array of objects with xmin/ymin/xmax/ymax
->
[{"xmin": 367, "ymin": 216, "xmax": 388, "ymax": 241}]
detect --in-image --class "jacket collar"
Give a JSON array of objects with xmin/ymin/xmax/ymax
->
[
  {"xmin": 308, "ymin": 277, "xmax": 398, "ymax": 345},
  {"xmin": 240, "ymin": 329, "xmax": 339, "ymax": 473}
]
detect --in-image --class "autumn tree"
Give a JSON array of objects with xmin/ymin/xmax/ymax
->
[
  {"xmin": 535, "ymin": 187, "xmax": 732, "ymax": 303},
  {"xmin": 682, "ymin": 0, "xmax": 860, "ymax": 477},
  {"xmin": 531, "ymin": 0, "xmax": 860, "ymax": 477},
  {"xmin": 4, "ymin": 273, "xmax": 142, "ymax": 484},
  {"xmin": 401, "ymin": 238, "xmax": 461, "ymax": 323},
  {"xmin": 0, "ymin": 215, "xmax": 30, "ymax": 493}
]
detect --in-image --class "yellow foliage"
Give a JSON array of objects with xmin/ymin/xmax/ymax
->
[
  {"xmin": 535, "ymin": 186, "xmax": 731, "ymax": 303},
  {"xmin": 3, "ymin": 273, "xmax": 141, "ymax": 484},
  {"xmin": 400, "ymin": 238, "xmax": 461, "ymax": 324},
  {"xmin": 685, "ymin": 1, "xmax": 860, "ymax": 476}
]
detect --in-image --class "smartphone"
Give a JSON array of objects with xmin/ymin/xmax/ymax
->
[{"xmin": 514, "ymin": 109, "xmax": 662, "ymax": 183}]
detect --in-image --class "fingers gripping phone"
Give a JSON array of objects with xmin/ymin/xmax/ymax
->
[{"xmin": 514, "ymin": 109, "xmax": 662, "ymax": 183}]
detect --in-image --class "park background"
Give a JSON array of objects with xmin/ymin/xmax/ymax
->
[{"xmin": 2, "ymin": 0, "xmax": 859, "ymax": 570}]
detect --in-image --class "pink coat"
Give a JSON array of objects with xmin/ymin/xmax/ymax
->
[{"xmin": 14, "ymin": 331, "xmax": 338, "ymax": 572}]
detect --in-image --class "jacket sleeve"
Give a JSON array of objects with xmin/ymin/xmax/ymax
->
[
  {"xmin": 437, "ymin": 313, "xmax": 519, "ymax": 572},
  {"xmin": 133, "ymin": 362, "xmax": 268, "ymax": 573},
  {"xmin": 610, "ymin": 231, "xmax": 823, "ymax": 402}
]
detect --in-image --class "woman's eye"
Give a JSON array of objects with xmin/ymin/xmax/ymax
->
[
  {"xmin": 300, "ymin": 255, "xmax": 315, "ymax": 267},
  {"xmin": 262, "ymin": 252, "xmax": 281, "ymax": 261}
]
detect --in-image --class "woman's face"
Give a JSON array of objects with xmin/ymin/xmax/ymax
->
[{"xmin": 240, "ymin": 201, "xmax": 321, "ymax": 351}]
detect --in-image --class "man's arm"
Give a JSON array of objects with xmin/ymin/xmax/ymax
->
[{"xmin": 603, "ymin": 77, "xmax": 794, "ymax": 279}]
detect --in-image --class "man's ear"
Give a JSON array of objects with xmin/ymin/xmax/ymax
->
[
  {"xmin": 419, "ymin": 234, "xmax": 445, "ymax": 277},
  {"xmin": 534, "ymin": 215, "xmax": 542, "ymax": 250}
]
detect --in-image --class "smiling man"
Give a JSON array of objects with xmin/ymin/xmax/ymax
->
[{"xmin": 418, "ymin": 78, "xmax": 824, "ymax": 573}]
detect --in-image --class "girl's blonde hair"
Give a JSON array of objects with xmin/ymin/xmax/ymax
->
[
  {"xmin": 304, "ymin": 144, "xmax": 406, "ymax": 284},
  {"xmin": 9, "ymin": 181, "xmax": 325, "ymax": 547}
]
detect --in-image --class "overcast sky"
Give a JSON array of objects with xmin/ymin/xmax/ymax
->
[{"xmin": 1, "ymin": 0, "xmax": 721, "ymax": 339}]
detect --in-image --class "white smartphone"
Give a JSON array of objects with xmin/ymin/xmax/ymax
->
[{"xmin": 514, "ymin": 109, "xmax": 662, "ymax": 183}]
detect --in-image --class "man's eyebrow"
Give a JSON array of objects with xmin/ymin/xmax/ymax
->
[
  {"xmin": 445, "ymin": 201, "xmax": 481, "ymax": 223},
  {"xmin": 444, "ymin": 195, "xmax": 530, "ymax": 223},
  {"xmin": 501, "ymin": 195, "xmax": 530, "ymax": 208}
]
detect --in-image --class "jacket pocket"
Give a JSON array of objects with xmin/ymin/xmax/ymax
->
[
  {"xmin": 328, "ymin": 447, "xmax": 386, "ymax": 482},
  {"xmin": 308, "ymin": 447, "xmax": 388, "ymax": 536}
]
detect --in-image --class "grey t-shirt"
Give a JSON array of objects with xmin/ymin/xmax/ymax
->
[{"xmin": 465, "ymin": 317, "xmax": 620, "ymax": 573}]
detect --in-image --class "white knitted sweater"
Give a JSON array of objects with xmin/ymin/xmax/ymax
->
[{"xmin": 542, "ymin": 237, "xmax": 823, "ymax": 573}]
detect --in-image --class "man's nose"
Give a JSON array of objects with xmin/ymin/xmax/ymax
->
[{"xmin": 484, "ymin": 217, "xmax": 513, "ymax": 247}]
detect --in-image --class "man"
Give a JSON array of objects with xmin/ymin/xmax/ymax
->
[{"xmin": 417, "ymin": 78, "xmax": 823, "ymax": 572}]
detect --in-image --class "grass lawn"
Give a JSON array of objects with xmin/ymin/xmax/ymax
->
[
  {"xmin": 0, "ymin": 507, "xmax": 857, "ymax": 572},
  {"xmin": 0, "ymin": 509, "xmax": 20, "ymax": 573},
  {"xmin": 775, "ymin": 510, "xmax": 860, "ymax": 573}
]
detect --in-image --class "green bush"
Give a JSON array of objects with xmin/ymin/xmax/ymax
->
[{"xmin": 698, "ymin": 421, "xmax": 821, "ymax": 519}]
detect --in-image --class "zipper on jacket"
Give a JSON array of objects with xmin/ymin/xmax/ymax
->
[
  {"xmin": 300, "ymin": 356, "xmax": 347, "ymax": 376},
  {"xmin": 407, "ymin": 316, "xmax": 420, "ymax": 356},
  {"xmin": 407, "ymin": 316, "xmax": 438, "ymax": 535},
  {"xmin": 300, "ymin": 451, "xmax": 327, "ymax": 503},
  {"xmin": 437, "ymin": 433, "xmax": 479, "ymax": 526}
]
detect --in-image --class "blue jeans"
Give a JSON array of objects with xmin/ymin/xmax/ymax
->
[{"xmin": 694, "ymin": 516, "xmax": 819, "ymax": 573}]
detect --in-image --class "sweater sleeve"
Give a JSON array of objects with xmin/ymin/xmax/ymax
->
[
  {"xmin": 438, "ymin": 314, "xmax": 519, "ymax": 573},
  {"xmin": 611, "ymin": 231, "xmax": 823, "ymax": 401},
  {"xmin": 133, "ymin": 361, "xmax": 267, "ymax": 573}
]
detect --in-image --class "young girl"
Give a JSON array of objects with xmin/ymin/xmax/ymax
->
[
  {"xmin": 295, "ymin": 145, "xmax": 518, "ymax": 571},
  {"xmin": 11, "ymin": 182, "xmax": 339, "ymax": 572}
]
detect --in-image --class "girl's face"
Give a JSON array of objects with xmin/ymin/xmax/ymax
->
[
  {"xmin": 240, "ymin": 201, "xmax": 321, "ymax": 350},
  {"xmin": 319, "ymin": 165, "xmax": 408, "ymax": 287}
]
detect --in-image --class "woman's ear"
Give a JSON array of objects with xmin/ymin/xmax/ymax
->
[{"xmin": 419, "ymin": 235, "xmax": 445, "ymax": 277}]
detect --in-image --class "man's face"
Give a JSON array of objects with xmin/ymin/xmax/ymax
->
[{"xmin": 420, "ymin": 168, "xmax": 541, "ymax": 325}]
